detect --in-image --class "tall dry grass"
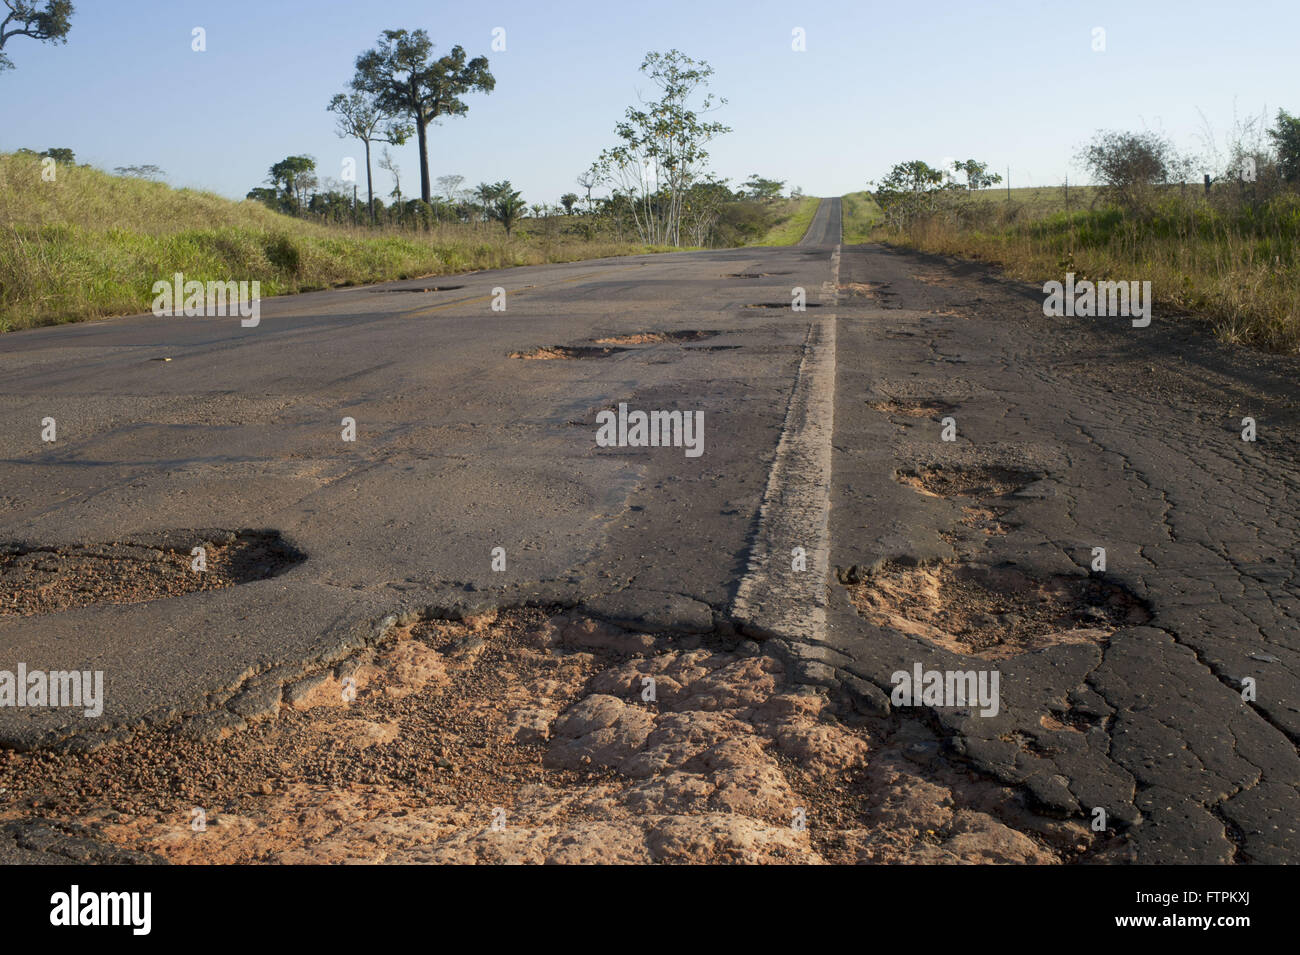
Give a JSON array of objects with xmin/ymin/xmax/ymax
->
[{"xmin": 880, "ymin": 186, "xmax": 1300, "ymax": 353}]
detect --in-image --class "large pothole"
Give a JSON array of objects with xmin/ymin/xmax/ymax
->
[
  {"xmin": 0, "ymin": 607, "xmax": 1102, "ymax": 864},
  {"xmin": 838, "ymin": 282, "xmax": 900, "ymax": 306},
  {"xmin": 0, "ymin": 530, "xmax": 304, "ymax": 616},
  {"xmin": 869, "ymin": 398, "xmax": 958, "ymax": 417},
  {"xmin": 508, "ymin": 345, "xmax": 628, "ymax": 360},
  {"xmin": 591, "ymin": 330, "xmax": 719, "ymax": 345},
  {"xmin": 846, "ymin": 562, "xmax": 1151, "ymax": 658},
  {"xmin": 897, "ymin": 464, "xmax": 1037, "ymax": 499}
]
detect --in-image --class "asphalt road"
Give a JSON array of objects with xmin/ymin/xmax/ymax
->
[{"xmin": 2, "ymin": 197, "xmax": 1297, "ymax": 863}]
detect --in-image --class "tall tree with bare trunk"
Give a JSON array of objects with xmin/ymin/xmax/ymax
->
[
  {"xmin": 327, "ymin": 91, "xmax": 410, "ymax": 224},
  {"xmin": 350, "ymin": 29, "xmax": 494, "ymax": 204}
]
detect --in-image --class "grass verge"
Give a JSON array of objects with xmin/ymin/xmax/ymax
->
[
  {"xmin": 750, "ymin": 196, "xmax": 822, "ymax": 246},
  {"xmin": 0, "ymin": 153, "xmax": 674, "ymax": 333},
  {"xmin": 840, "ymin": 191, "xmax": 883, "ymax": 242},
  {"xmin": 870, "ymin": 185, "xmax": 1300, "ymax": 353}
]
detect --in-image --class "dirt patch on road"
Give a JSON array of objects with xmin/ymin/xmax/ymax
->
[
  {"xmin": 960, "ymin": 505, "xmax": 1009, "ymax": 537},
  {"xmin": 509, "ymin": 345, "xmax": 628, "ymax": 360},
  {"xmin": 897, "ymin": 464, "xmax": 1037, "ymax": 499},
  {"xmin": 0, "ymin": 607, "xmax": 1098, "ymax": 863},
  {"xmin": 846, "ymin": 562, "xmax": 1151, "ymax": 659},
  {"xmin": 869, "ymin": 398, "xmax": 958, "ymax": 417},
  {"xmin": 592, "ymin": 331, "xmax": 719, "ymax": 345},
  {"xmin": 839, "ymin": 282, "xmax": 901, "ymax": 305},
  {"xmin": 0, "ymin": 530, "xmax": 303, "ymax": 616}
]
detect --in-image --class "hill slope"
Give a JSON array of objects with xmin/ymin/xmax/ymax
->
[{"xmin": 0, "ymin": 155, "xmax": 657, "ymax": 332}]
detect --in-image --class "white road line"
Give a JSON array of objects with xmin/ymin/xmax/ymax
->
[{"xmin": 731, "ymin": 241, "xmax": 839, "ymax": 643}]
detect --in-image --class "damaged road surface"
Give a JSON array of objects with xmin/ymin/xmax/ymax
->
[{"xmin": 0, "ymin": 199, "xmax": 1297, "ymax": 864}]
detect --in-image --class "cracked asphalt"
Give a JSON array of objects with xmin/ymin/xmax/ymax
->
[
  {"xmin": 1, "ymin": 198, "xmax": 1296, "ymax": 863},
  {"xmin": 826, "ymin": 243, "xmax": 1300, "ymax": 863}
]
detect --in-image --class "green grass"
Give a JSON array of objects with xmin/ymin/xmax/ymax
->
[
  {"xmin": 840, "ymin": 191, "xmax": 883, "ymax": 243},
  {"xmin": 0, "ymin": 153, "xmax": 676, "ymax": 333},
  {"xmin": 874, "ymin": 185, "xmax": 1300, "ymax": 352},
  {"xmin": 959, "ymin": 183, "xmax": 1108, "ymax": 213},
  {"xmin": 750, "ymin": 196, "xmax": 822, "ymax": 246}
]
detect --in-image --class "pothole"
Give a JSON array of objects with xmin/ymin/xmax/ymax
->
[
  {"xmin": 897, "ymin": 464, "xmax": 1037, "ymax": 499},
  {"xmin": 741, "ymin": 303, "xmax": 824, "ymax": 309},
  {"xmin": 373, "ymin": 285, "xmax": 465, "ymax": 293},
  {"xmin": 845, "ymin": 561, "xmax": 1151, "ymax": 658},
  {"xmin": 0, "ymin": 530, "xmax": 304, "ymax": 616},
  {"xmin": 959, "ymin": 505, "xmax": 1009, "ymax": 536},
  {"xmin": 839, "ymin": 282, "xmax": 896, "ymax": 298},
  {"xmin": 1, "ymin": 607, "xmax": 1091, "ymax": 864},
  {"xmin": 591, "ymin": 330, "xmax": 719, "ymax": 345},
  {"xmin": 869, "ymin": 398, "xmax": 957, "ymax": 417},
  {"xmin": 725, "ymin": 271, "xmax": 792, "ymax": 278},
  {"xmin": 509, "ymin": 345, "xmax": 628, "ymax": 360}
]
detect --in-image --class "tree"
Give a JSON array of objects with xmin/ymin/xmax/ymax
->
[
  {"xmin": 404, "ymin": 198, "xmax": 434, "ymax": 231},
  {"xmin": 114, "ymin": 164, "xmax": 165, "ymax": 180},
  {"xmin": 351, "ymin": 29, "xmax": 494, "ymax": 204},
  {"xmin": 267, "ymin": 155, "xmax": 317, "ymax": 213},
  {"xmin": 328, "ymin": 91, "xmax": 410, "ymax": 224},
  {"xmin": 473, "ymin": 180, "xmax": 509, "ymax": 221},
  {"xmin": 0, "ymin": 0, "xmax": 72, "ymax": 72},
  {"xmin": 436, "ymin": 173, "xmax": 465, "ymax": 202},
  {"xmin": 594, "ymin": 50, "xmax": 731, "ymax": 246},
  {"xmin": 1079, "ymin": 130, "xmax": 1192, "ymax": 211},
  {"xmin": 949, "ymin": 159, "xmax": 1002, "ymax": 190},
  {"xmin": 742, "ymin": 174, "xmax": 785, "ymax": 201},
  {"xmin": 870, "ymin": 160, "xmax": 948, "ymax": 228},
  {"xmin": 309, "ymin": 181, "xmax": 355, "ymax": 224},
  {"xmin": 560, "ymin": 192, "xmax": 579, "ymax": 214},
  {"xmin": 38, "ymin": 146, "xmax": 73, "ymax": 164},
  {"xmin": 1267, "ymin": 109, "xmax": 1300, "ymax": 183},
  {"xmin": 681, "ymin": 175, "xmax": 733, "ymax": 245},
  {"xmin": 576, "ymin": 168, "xmax": 599, "ymax": 211},
  {"xmin": 378, "ymin": 147, "xmax": 402, "ymax": 202},
  {"xmin": 245, "ymin": 186, "xmax": 279, "ymax": 208},
  {"xmin": 487, "ymin": 184, "xmax": 526, "ymax": 236}
]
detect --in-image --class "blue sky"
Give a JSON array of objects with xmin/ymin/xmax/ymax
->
[{"xmin": 2, "ymin": 0, "xmax": 1295, "ymax": 202}]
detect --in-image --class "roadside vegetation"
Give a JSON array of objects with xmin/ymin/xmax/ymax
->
[
  {"xmin": 2, "ymin": 33, "xmax": 813, "ymax": 333},
  {"xmin": 864, "ymin": 115, "xmax": 1300, "ymax": 353},
  {"xmin": 840, "ymin": 191, "xmax": 883, "ymax": 243},
  {"xmin": 0, "ymin": 153, "xmax": 680, "ymax": 332},
  {"xmin": 0, "ymin": 150, "xmax": 814, "ymax": 332},
  {"xmin": 750, "ymin": 195, "xmax": 820, "ymax": 246}
]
